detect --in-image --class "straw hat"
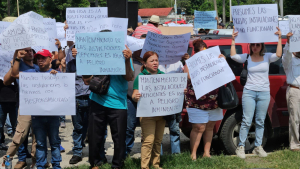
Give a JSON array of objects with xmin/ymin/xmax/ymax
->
[{"xmin": 149, "ymin": 15, "xmax": 160, "ymax": 24}]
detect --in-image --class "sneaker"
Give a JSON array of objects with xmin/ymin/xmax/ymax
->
[
  {"xmin": 14, "ymin": 161, "xmax": 27, "ymax": 169},
  {"xmin": 60, "ymin": 122, "xmax": 66, "ymax": 128},
  {"xmin": 235, "ymin": 146, "xmax": 246, "ymax": 159},
  {"xmin": 0, "ymin": 144, "xmax": 8, "ymax": 151},
  {"xmin": 69, "ymin": 155, "xmax": 82, "ymax": 164},
  {"xmin": 253, "ymin": 146, "xmax": 267, "ymax": 157},
  {"xmin": 60, "ymin": 145, "xmax": 65, "ymax": 152}
]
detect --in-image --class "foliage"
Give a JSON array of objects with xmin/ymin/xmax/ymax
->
[{"xmin": 283, "ymin": 0, "xmax": 300, "ymax": 15}]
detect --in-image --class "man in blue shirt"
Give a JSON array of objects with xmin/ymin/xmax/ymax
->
[
  {"xmin": 83, "ymin": 45, "xmax": 134, "ymax": 169},
  {"xmin": 23, "ymin": 49, "xmax": 62, "ymax": 169}
]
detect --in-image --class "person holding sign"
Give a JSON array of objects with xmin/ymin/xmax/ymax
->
[
  {"xmin": 22, "ymin": 49, "xmax": 62, "ymax": 169},
  {"xmin": 132, "ymin": 51, "xmax": 165, "ymax": 169},
  {"xmin": 231, "ymin": 27, "xmax": 282, "ymax": 159},
  {"xmin": 282, "ymin": 32, "xmax": 300, "ymax": 151},
  {"xmin": 184, "ymin": 39, "xmax": 225, "ymax": 160}
]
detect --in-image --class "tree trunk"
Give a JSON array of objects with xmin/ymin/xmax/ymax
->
[
  {"xmin": 7, "ymin": 0, "xmax": 10, "ymax": 16},
  {"xmin": 222, "ymin": 0, "xmax": 225, "ymax": 24},
  {"xmin": 213, "ymin": 0, "xmax": 218, "ymax": 19}
]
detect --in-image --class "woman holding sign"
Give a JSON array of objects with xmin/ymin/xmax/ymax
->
[
  {"xmin": 231, "ymin": 27, "xmax": 282, "ymax": 159},
  {"xmin": 184, "ymin": 39, "xmax": 225, "ymax": 160}
]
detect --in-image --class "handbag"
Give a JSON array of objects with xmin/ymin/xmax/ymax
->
[
  {"xmin": 217, "ymin": 82, "xmax": 239, "ymax": 109},
  {"xmin": 240, "ymin": 54, "xmax": 250, "ymax": 86},
  {"xmin": 89, "ymin": 75, "xmax": 110, "ymax": 95}
]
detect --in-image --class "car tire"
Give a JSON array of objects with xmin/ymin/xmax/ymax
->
[{"xmin": 219, "ymin": 111, "xmax": 267, "ymax": 155}]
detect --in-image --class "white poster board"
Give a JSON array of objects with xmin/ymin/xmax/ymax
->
[
  {"xmin": 185, "ymin": 46, "xmax": 235, "ymax": 99},
  {"xmin": 56, "ymin": 22, "xmax": 67, "ymax": 48},
  {"xmin": 43, "ymin": 18, "xmax": 58, "ymax": 52},
  {"xmin": 137, "ymin": 73, "xmax": 187, "ymax": 117},
  {"xmin": 140, "ymin": 32, "xmax": 190, "ymax": 65},
  {"xmin": 0, "ymin": 21, "xmax": 11, "ymax": 34},
  {"xmin": 231, "ymin": 4, "xmax": 278, "ymax": 43},
  {"xmin": 66, "ymin": 7, "xmax": 108, "ymax": 41},
  {"xmin": 19, "ymin": 73, "xmax": 76, "ymax": 115},
  {"xmin": 289, "ymin": 15, "xmax": 300, "ymax": 52},
  {"xmin": 0, "ymin": 50, "xmax": 14, "ymax": 80},
  {"xmin": 85, "ymin": 18, "xmax": 128, "ymax": 41},
  {"xmin": 0, "ymin": 11, "xmax": 49, "ymax": 51},
  {"xmin": 279, "ymin": 20, "xmax": 289, "ymax": 36},
  {"xmin": 126, "ymin": 36, "xmax": 145, "ymax": 52}
]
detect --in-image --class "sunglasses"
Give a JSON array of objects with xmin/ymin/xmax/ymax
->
[{"xmin": 251, "ymin": 43, "xmax": 261, "ymax": 47}]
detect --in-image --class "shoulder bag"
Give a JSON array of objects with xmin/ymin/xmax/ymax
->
[
  {"xmin": 217, "ymin": 82, "xmax": 239, "ymax": 109},
  {"xmin": 240, "ymin": 54, "xmax": 250, "ymax": 86},
  {"xmin": 89, "ymin": 75, "xmax": 110, "ymax": 95}
]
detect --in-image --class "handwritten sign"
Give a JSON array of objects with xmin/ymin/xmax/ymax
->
[
  {"xmin": 75, "ymin": 32, "xmax": 125, "ymax": 75},
  {"xmin": 85, "ymin": 18, "xmax": 128, "ymax": 41},
  {"xmin": 66, "ymin": 7, "xmax": 108, "ymax": 41},
  {"xmin": 126, "ymin": 36, "xmax": 145, "ymax": 52},
  {"xmin": 137, "ymin": 73, "xmax": 187, "ymax": 117},
  {"xmin": 19, "ymin": 73, "xmax": 76, "ymax": 115},
  {"xmin": 140, "ymin": 32, "xmax": 190, "ymax": 65},
  {"xmin": 0, "ymin": 21, "xmax": 11, "ymax": 34},
  {"xmin": 0, "ymin": 50, "xmax": 14, "ymax": 80},
  {"xmin": 279, "ymin": 20, "xmax": 289, "ymax": 36},
  {"xmin": 0, "ymin": 11, "xmax": 49, "ymax": 51},
  {"xmin": 231, "ymin": 4, "xmax": 278, "ymax": 43},
  {"xmin": 194, "ymin": 10, "xmax": 217, "ymax": 29},
  {"xmin": 44, "ymin": 18, "xmax": 58, "ymax": 51},
  {"xmin": 56, "ymin": 22, "xmax": 67, "ymax": 48},
  {"xmin": 185, "ymin": 46, "xmax": 235, "ymax": 99},
  {"xmin": 289, "ymin": 15, "xmax": 300, "ymax": 52}
]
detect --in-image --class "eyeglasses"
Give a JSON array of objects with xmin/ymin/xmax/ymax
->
[{"xmin": 251, "ymin": 43, "xmax": 261, "ymax": 47}]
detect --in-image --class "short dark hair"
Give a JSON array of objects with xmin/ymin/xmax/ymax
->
[
  {"xmin": 100, "ymin": 29, "xmax": 112, "ymax": 32},
  {"xmin": 193, "ymin": 39, "xmax": 207, "ymax": 53},
  {"xmin": 141, "ymin": 34, "xmax": 147, "ymax": 38}
]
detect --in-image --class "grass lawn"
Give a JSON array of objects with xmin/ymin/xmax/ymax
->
[{"xmin": 65, "ymin": 149, "xmax": 300, "ymax": 169}]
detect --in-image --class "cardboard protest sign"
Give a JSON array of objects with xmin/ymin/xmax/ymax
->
[
  {"xmin": 194, "ymin": 10, "xmax": 217, "ymax": 29},
  {"xmin": 126, "ymin": 36, "xmax": 145, "ymax": 52},
  {"xmin": 231, "ymin": 4, "xmax": 278, "ymax": 43},
  {"xmin": 43, "ymin": 18, "xmax": 58, "ymax": 52},
  {"xmin": 56, "ymin": 22, "xmax": 67, "ymax": 48},
  {"xmin": 0, "ymin": 50, "xmax": 14, "ymax": 80},
  {"xmin": 66, "ymin": 7, "xmax": 108, "ymax": 41},
  {"xmin": 279, "ymin": 20, "xmax": 289, "ymax": 36},
  {"xmin": 19, "ymin": 73, "xmax": 76, "ymax": 115},
  {"xmin": 141, "ymin": 32, "xmax": 190, "ymax": 65},
  {"xmin": 0, "ymin": 21, "xmax": 11, "ymax": 34},
  {"xmin": 159, "ymin": 26, "xmax": 194, "ymax": 35},
  {"xmin": 137, "ymin": 73, "xmax": 187, "ymax": 117},
  {"xmin": 289, "ymin": 15, "xmax": 300, "ymax": 52},
  {"xmin": 0, "ymin": 11, "xmax": 49, "ymax": 51},
  {"xmin": 85, "ymin": 18, "xmax": 128, "ymax": 41},
  {"xmin": 75, "ymin": 31, "xmax": 125, "ymax": 75},
  {"xmin": 185, "ymin": 46, "xmax": 235, "ymax": 99}
]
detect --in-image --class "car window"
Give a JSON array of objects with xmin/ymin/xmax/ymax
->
[{"xmin": 265, "ymin": 45, "xmax": 285, "ymax": 75}]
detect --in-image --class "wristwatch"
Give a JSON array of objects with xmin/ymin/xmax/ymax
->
[{"xmin": 15, "ymin": 58, "xmax": 21, "ymax": 62}]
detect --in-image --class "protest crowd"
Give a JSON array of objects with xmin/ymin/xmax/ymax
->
[{"xmin": 0, "ymin": 3, "xmax": 299, "ymax": 169}]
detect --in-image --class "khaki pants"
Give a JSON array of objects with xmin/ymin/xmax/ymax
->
[
  {"xmin": 140, "ymin": 116, "xmax": 166, "ymax": 169},
  {"xmin": 287, "ymin": 86, "xmax": 300, "ymax": 150},
  {"xmin": 6, "ymin": 111, "xmax": 36, "ymax": 159}
]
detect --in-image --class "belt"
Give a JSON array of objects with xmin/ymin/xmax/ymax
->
[
  {"xmin": 76, "ymin": 95, "xmax": 90, "ymax": 100},
  {"xmin": 289, "ymin": 85, "xmax": 300, "ymax": 89}
]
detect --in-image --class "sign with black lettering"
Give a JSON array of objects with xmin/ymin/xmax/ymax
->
[
  {"xmin": 137, "ymin": 73, "xmax": 187, "ymax": 117},
  {"xmin": 75, "ymin": 32, "xmax": 125, "ymax": 75},
  {"xmin": 140, "ymin": 31, "xmax": 190, "ymax": 65},
  {"xmin": 185, "ymin": 46, "xmax": 235, "ymax": 99},
  {"xmin": 231, "ymin": 4, "xmax": 278, "ymax": 43},
  {"xmin": 19, "ymin": 73, "xmax": 76, "ymax": 115},
  {"xmin": 289, "ymin": 15, "xmax": 300, "ymax": 52},
  {"xmin": 0, "ymin": 11, "xmax": 49, "ymax": 51},
  {"xmin": 0, "ymin": 50, "xmax": 14, "ymax": 80}
]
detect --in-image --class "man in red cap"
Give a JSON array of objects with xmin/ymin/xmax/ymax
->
[{"xmin": 23, "ymin": 49, "xmax": 62, "ymax": 169}]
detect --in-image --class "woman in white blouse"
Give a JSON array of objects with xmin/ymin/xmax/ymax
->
[{"xmin": 230, "ymin": 27, "xmax": 282, "ymax": 159}]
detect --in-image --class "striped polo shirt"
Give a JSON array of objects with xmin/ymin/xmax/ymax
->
[{"xmin": 132, "ymin": 23, "xmax": 162, "ymax": 39}]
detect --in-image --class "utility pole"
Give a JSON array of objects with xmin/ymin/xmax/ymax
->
[
  {"xmin": 213, "ymin": 0, "xmax": 218, "ymax": 19},
  {"xmin": 7, "ymin": 0, "xmax": 10, "ymax": 16},
  {"xmin": 17, "ymin": 0, "xmax": 19, "ymax": 16},
  {"xmin": 222, "ymin": 0, "xmax": 225, "ymax": 24},
  {"xmin": 280, "ymin": 0, "xmax": 283, "ymax": 17},
  {"xmin": 175, "ymin": 0, "xmax": 177, "ymax": 24},
  {"xmin": 230, "ymin": 0, "xmax": 232, "ymax": 21}
]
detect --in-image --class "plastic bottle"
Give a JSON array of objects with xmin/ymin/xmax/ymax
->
[{"xmin": 4, "ymin": 155, "xmax": 12, "ymax": 169}]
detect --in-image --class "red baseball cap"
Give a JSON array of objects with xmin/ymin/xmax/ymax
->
[{"xmin": 34, "ymin": 49, "xmax": 52, "ymax": 58}]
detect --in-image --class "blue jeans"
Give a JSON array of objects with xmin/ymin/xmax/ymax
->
[
  {"xmin": 161, "ymin": 115, "xmax": 181, "ymax": 155},
  {"xmin": 6, "ymin": 116, "xmax": 13, "ymax": 135},
  {"xmin": 17, "ymin": 134, "xmax": 30, "ymax": 162},
  {"xmin": 59, "ymin": 116, "xmax": 65, "ymax": 122},
  {"xmin": 32, "ymin": 116, "xmax": 61, "ymax": 169},
  {"xmin": 0, "ymin": 103, "xmax": 18, "ymax": 143},
  {"xmin": 125, "ymin": 98, "xmax": 138, "ymax": 156},
  {"xmin": 238, "ymin": 88, "xmax": 270, "ymax": 147}
]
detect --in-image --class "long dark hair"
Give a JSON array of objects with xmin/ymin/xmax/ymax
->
[
  {"xmin": 193, "ymin": 39, "xmax": 207, "ymax": 53},
  {"xmin": 140, "ymin": 51, "xmax": 159, "ymax": 72},
  {"xmin": 250, "ymin": 43, "xmax": 265, "ymax": 56}
]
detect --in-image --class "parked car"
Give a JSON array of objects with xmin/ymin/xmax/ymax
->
[
  {"xmin": 180, "ymin": 36, "xmax": 288, "ymax": 155},
  {"xmin": 164, "ymin": 18, "xmax": 186, "ymax": 24}
]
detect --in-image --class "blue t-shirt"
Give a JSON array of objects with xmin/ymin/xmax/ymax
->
[
  {"xmin": 90, "ymin": 75, "xmax": 128, "ymax": 109},
  {"xmin": 24, "ymin": 68, "xmax": 54, "ymax": 73},
  {"xmin": 19, "ymin": 60, "xmax": 39, "ymax": 72}
]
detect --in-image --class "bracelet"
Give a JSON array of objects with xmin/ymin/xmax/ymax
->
[{"xmin": 15, "ymin": 58, "xmax": 21, "ymax": 62}]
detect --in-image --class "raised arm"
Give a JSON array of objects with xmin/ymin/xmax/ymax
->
[
  {"xmin": 11, "ymin": 50, "xmax": 26, "ymax": 79},
  {"xmin": 230, "ymin": 28, "xmax": 238, "ymax": 57},
  {"xmin": 275, "ymin": 27, "xmax": 282, "ymax": 58},
  {"xmin": 55, "ymin": 39, "xmax": 65, "ymax": 61},
  {"xmin": 123, "ymin": 45, "xmax": 134, "ymax": 81},
  {"xmin": 184, "ymin": 64, "xmax": 191, "ymax": 80}
]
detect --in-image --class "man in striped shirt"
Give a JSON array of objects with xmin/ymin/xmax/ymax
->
[{"xmin": 132, "ymin": 15, "xmax": 162, "ymax": 39}]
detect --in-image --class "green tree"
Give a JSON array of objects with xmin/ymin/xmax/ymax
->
[{"xmin": 284, "ymin": 0, "xmax": 300, "ymax": 15}]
